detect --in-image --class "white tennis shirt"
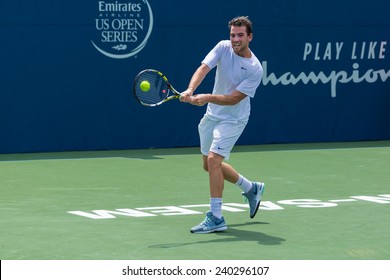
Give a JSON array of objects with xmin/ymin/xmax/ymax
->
[{"xmin": 202, "ymin": 40, "xmax": 263, "ymax": 121}]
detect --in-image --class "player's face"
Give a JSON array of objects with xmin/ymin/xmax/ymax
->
[{"xmin": 230, "ymin": 25, "xmax": 252, "ymax": 57}]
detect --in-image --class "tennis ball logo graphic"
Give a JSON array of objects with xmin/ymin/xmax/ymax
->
[{"xmin": 140, "ymin": 81, "xmax": 151, "ymax": 92}]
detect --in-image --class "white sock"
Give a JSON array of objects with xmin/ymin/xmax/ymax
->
[
  {"xmin": 210, "ymin": 198, "xmax": 223, "ymax": 219},
  {"xmin": 235, "ymin": 174, "xmax": 253, "ymax": 193}
]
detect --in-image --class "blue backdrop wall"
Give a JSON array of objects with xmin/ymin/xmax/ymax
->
[{"xmin": 1, "ymin": 0, "xmax": 389, "ymax": 153}]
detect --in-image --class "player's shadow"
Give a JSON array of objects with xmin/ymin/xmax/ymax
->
[{"xmin": 149, "ymin": 221, "xmax": 285, "ymax": 249}]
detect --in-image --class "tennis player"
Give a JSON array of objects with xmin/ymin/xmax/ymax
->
[{"xmin": 181, "ymin": 16, "xmax": 265, "ymax": 233}]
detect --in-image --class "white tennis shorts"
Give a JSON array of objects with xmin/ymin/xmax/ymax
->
[{"xmin": 198, "ymin": 115, "xmax": 248, "ymax": 160}]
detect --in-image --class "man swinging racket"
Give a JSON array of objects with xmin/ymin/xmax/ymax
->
[{"xmin": 180, "ymin": 16, "xmax": 265, "ymax": 233}]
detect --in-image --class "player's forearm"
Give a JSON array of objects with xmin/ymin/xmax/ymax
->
[
  {"xmin": 191, "ymin": 91, "xmax": 246, "ymax": 106},
  {"xmin": 205, "ymin": 93, "xmax": 244, "ymax": 106},
  {"xmin": 187, "ymin": 63, "xmax": 210, "ymax": 94}
]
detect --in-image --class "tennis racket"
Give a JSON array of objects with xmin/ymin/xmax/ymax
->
[{"xmin": 133, "ymin": 69, "xmax": 181, "ymax": 107}]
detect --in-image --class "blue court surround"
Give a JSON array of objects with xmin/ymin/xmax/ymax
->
[{"xmin": 0, "ymin": 0, "xmax": 389, "ymax": 153}]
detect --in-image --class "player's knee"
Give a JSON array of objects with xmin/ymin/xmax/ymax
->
[{"xmin": 207, "ymin": 153, "xmax": 223, "ymax": 170}]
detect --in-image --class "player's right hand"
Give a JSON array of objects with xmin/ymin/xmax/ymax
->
[{"xmin": 180, "ymin": 88, "xmax": 194, "ymax": 103}]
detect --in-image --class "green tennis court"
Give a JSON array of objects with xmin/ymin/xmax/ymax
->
[{"xmin": 1, "ymin": 141, "xmax": 389, "ymax": 260}]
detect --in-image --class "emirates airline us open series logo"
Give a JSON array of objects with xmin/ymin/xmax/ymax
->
[{"xmin": 91, "ymin": 0, "xmax": 153, "ymax": 59}]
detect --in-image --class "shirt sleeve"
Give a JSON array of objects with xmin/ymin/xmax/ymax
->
[
  {"xmin": 201, "ymin": 41, "xmax": 225, "ymax": 69},
  {"xmin": 236, "ymin": 65, "xmax": 263, "ymax": 98}
]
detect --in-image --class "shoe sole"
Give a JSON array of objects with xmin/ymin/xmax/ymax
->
[
  {"xmin": 190, "ymin": 226, "xmax": 228, "ymax": 234},
  {"xmin": 250, "ymin": 183, "xmax": 265, "ymax": 219}
]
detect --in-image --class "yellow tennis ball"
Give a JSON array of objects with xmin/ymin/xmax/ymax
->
[{"xmin": 140, "ymin": 81, "xmax": 150, "ymax": 92}]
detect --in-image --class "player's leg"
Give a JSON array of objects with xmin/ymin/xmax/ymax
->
[
  {"xmin": 191, "ymin": 118, "xmax": 227, "ymax": 234},
  {"xmin": 190, "ymin": 154, "xmax": 227, "ymax": 234},
  {"xmin": 207, "ymin": 120, "xmax": 265, "ymax": 219},
  {"xmin": 206, "ymin": 152, "xmax": 225, "ymax": 199},
  {"xmin": 221, "ymin": 161, "xmax": 239, "ymax": 184}
]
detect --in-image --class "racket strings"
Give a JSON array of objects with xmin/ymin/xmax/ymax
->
[{"xmin": 134, "ymin": 71, "xmax": 169, "ymax": 105}]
